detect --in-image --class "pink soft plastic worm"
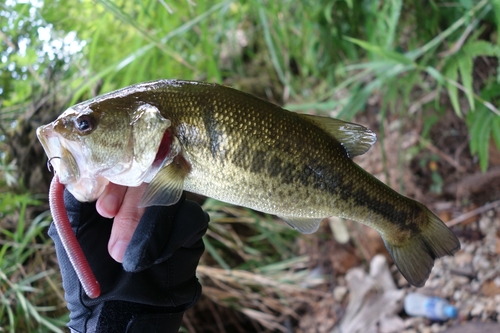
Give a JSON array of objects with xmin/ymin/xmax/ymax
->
[{"xmin": 49, "ymin": 175, "xmax": 101, "ymax": 299}]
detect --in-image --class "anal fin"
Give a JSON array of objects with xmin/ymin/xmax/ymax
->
[
  {"xmin": 139, "ymin": 155, "xmax": 191, "ymax": 207},
  {"xmin": 279, "ymin": 216, "xmax": 323, "ymax": 234}
]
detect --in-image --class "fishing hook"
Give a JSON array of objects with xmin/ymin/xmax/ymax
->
[{"xmin": 47, "ymin": 156, "xmax": 61, "ymax": 172}]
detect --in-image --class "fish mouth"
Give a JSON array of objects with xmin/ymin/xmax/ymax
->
[
  {"xmin": 37, "ymin": 123, "xmax": 80, "ymax": 189},
  {"xmin": 37, "ymin": 122, "xmax": 109, "ymax": 202}
]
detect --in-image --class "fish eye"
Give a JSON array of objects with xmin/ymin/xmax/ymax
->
[{"xmin": 74, "ymin": 115, "xmax": 95, "ymax": 134}]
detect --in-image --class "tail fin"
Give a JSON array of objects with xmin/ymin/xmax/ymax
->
[{"xmin": 383, "ymin": 209, "xmax": 460, "ymax": 287}]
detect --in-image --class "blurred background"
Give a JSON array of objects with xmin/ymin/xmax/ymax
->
[{"xmin": 1, "ymin": 0, "xmax": 500, "ymax": 332}]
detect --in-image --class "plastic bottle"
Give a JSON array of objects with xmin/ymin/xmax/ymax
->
[{"xmin": 404, "ymin": 293, "xmax": 458, "ymax": 321}]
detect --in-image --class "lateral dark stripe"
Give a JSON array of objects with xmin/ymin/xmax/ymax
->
[{"xmin": 202, "ymin": 106, "xmax": 222, "ymax": 160}]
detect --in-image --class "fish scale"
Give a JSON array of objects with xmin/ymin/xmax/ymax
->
[
  {"xmin": 170, "ymin": 86, "xmax": 340, "ymax": 215},
  {"xmin": 37, "ymin": 79, "xmax": 460, "ymax": 287}
]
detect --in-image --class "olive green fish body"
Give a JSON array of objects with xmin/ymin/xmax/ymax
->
[
  {"xmin": 36, "ymin": 79, "xmax": 460, "ymax": 287},
  {"xmin": 125, "ymin": 82, "xmax": 421, "ymax": 236}
]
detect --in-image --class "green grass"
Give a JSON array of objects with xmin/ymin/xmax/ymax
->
[{"xmin": 0, "ymin": 193, "xmax": 67, "ymax": 332}]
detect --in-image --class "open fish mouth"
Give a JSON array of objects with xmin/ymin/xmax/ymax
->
[
  {"xmin": 37, "ymin": 123, "xmax": 109, "ymax": 202},
  {"xmin": 37, "ymin": 125, "xmax": 65, "ymax": 177},
  {"xmin": 36, "ymin": 124, "xmax": 77, "ymax": 183}
]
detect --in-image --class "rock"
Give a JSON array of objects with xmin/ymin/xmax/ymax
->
[
  {"xmin": 470, "ymin": 281, "xmax": 481, "ymax": 293},
  {"xmin": 453, "ymin": 276, "xmax": 470, "ymax": 285},
  {"xmin": 430, "ymin": 323, "xmax": 445, "ymax": 332},
  {"xmin": 420, "ymin": 325, "xmax": 432, "ymax": 333},
  {"xmin": 404, "ymin": 317, "xmax": 425, "ymax": 328},
  {"xmin": 470, "ymin": 303, "xmax": 485, "ymax": 317},
  {"xmin": 328, "ymin": 217, "xmax": 350, "ymax": 244},
  {"xmin": 478, "ymin": 215, "xmax": 493, "ymax": 233},
  {"xmin": 333, "ymin": 285, "xmax": 348, "ymax": 302},
  {"xmin": 442, "ymin": 280, "xmax": 456, "ymax": 297},
  {"xmin": 484, "ymin": 297, "xmax": 497, "ymax": 313},
  {"xmin": 379, "ymin": 315, "xmax": 404, "ymax": 333},
  {"xmin": 452, "ymin": 290, "xmax": 462, "ymax": 302},
  {"xmin": 454, "ymin": 252, "xmax": 473, "ymax": 266},
  {"xmin": 443, "ymin": 323, "xmax": 500, "ymax": 333},
  {"xmin": 472, "ymin": 255, "xmax": 490, "ymax": 271},
  {"xmin": 463, "ymin": 243, "xmax": 476, "ymax": 253}
]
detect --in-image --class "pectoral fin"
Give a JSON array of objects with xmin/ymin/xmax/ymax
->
[
  {"xmin": 139, "ymin": 155, "xmax": 191, "ymax": 207},
  {"xmin": 298, "ymin": 114, "xmax": 377, "ymax": 157},
  {"xmin": 279, "ymin": 216, "xmax": 323, "ymax": 234}
]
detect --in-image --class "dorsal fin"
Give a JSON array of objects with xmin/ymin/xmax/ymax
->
[{"xmin": 297, "ymin": 114, "xmax": 377, "ymax": 158}]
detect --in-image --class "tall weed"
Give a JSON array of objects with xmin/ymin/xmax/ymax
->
[{"xmin": 0, "ymin": 193, "xmax": 67, "ymax": 332}]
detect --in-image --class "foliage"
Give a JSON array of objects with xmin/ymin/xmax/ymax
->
[
  {"xmin": 0, "ymin": 193, "xmax": 67, "ymax": 332},
  {"xmin": 467, "ymin": 80, "xmax": 500, "ymax": 171},
  {"xmin": 330, "ymin": 0, "xmax": 500, "ymax": 171}
]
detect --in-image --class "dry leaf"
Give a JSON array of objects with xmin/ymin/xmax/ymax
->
[{"xmin": 481, "ymin": 280, "xmax": 500, "ymax": 297}]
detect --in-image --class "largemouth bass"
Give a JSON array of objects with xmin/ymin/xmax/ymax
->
[{"xmin": 37, "ymin": 79, "xmax": 459, "ymax": 287}]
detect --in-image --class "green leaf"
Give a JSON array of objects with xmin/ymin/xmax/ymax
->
[
  {"xmin": 203, "ymin": 237, "xmax": 231, "ymax": 271},
  {"xmin": 425, "ymin": 66, "xmax": 445, "ymax": 85},
  {"xmin": 462, "ymin": 40, "xmax": 500, "ymax": 58},
  {"xmin": 457, "ymin": 55, "xmax": 474, "ymax": 111},
  {"xmin": 468, "ymin": 105, "xmax": 490, "ymax": 154},
  {"xmin": 492, "ymin": 116, "xmax": 500, "ymax": 151},
  {"xmin": 477, "ymin": 115, "xmax": 492, "ymax": 172},
  {"xmin": 493, "ymin": 0, "xmax": 500, "ymax": 45},
  {"xmin": 467, "ymin": 92, "xmax": 500, "ymax": 172},
  {"xmin": 443, "ymin": 60, "xmax": 461, "ymax": 116},
  {"xmin": 459, "ymin": 0, "xmax": 474, "ymax": 9},
  {"xmin": 11, "ymin": 48, "xmax": 37, "ymax": 67},
  {"xmin": 344, "ymin": 36, "xmax": 414, "ymax": 65},
  {"xmin": 258, "ymin": 4, "xmax": 294, "ymax": 96},
  {"xmin": 385, "ymin": 0, "xmax": 402, "ymax": 49},
  {"xmin": 338, "ymin": 82, "xmax": 376, "ymax": 120}
]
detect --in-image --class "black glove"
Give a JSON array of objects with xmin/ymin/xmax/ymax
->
[{"xmin": 49, "ymin": 189, "xmax": 209, "ymax": 333}]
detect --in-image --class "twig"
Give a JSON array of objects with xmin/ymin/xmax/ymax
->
[
  {"xmin": 417, "ymin": 134, "xmax": 466, "ymax": 172},
  {"xmin": 408, "ymin": 91, "xmax": 438, "ymax": 114},
  {"xmin": 182, "ymin": 316, "xmax": 196, "ymax": 333},
  {"xmin": 406, "ymin": 0, "xmax": 489, "ymax": 60},
  {"xmin": 444, "ymin": 77, "xmax": 500, "ymax": 117},
  {"xmin": 207, "ymin": 300, "xmax": 227, "ymax": 333},
  {"xmin": 446, "ymin": 199, "xmax": 500, "ymax": 227},
  {"xmin": 438, "ymin": 13, "xmax": 481, "ymax": 58}
]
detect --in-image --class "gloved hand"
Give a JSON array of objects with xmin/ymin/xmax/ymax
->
[{"xmin": 49, "ymin": 189, "xmax": 209, "ymax": 333}]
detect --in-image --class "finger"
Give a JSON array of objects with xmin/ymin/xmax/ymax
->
[
  {"xmin": 96, "ymin": 183, "xmax": 128, "ymax": 218},
  {"xmin": 108, "ymin": 184, "xmax": 148, "ymax": 263}
]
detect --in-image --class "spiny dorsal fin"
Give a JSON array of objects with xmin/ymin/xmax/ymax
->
[
  {"xmin": 298, "ymin": 114, "xmax": 377, "ymax": 158},
  {"xmin": 279, "ymin": 216, "xmax": 323, "ymax": 234},
  {"xmin": 139, "ymin": 155, "xmax": 191, "ymax": 207}
]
